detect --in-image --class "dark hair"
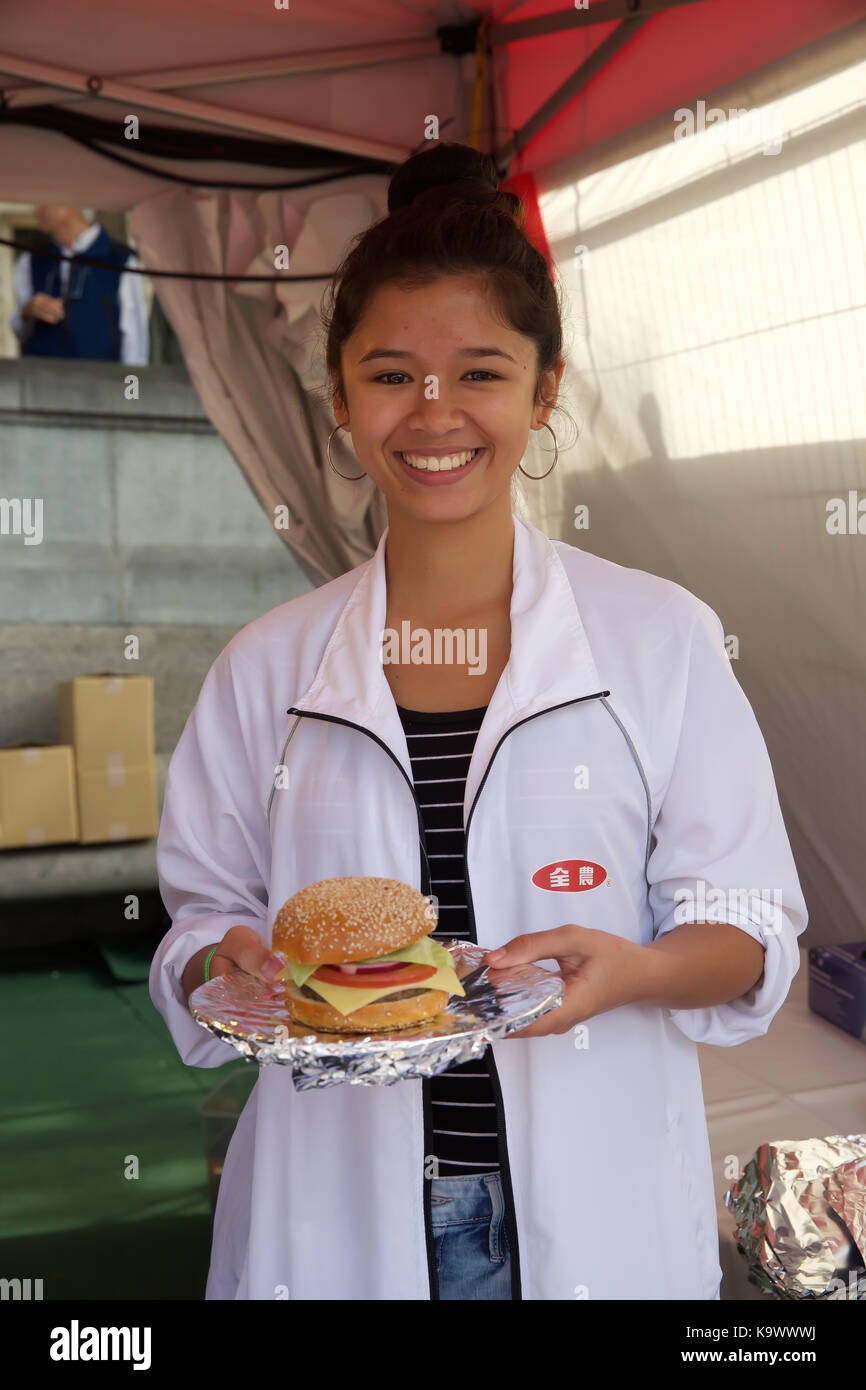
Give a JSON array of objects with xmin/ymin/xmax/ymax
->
[{"xmin": 321, "ymin": 141, "xmax": 573, "ymax": 442}]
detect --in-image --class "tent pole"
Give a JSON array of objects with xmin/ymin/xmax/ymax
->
[
  {"xmin": 488, "ymin": 0, "xmax": 707, "ymax": 44},
  {"xmin": 495, "ymin": 16, "xmax": 650, "ymax": 168},
  {"xmin": 0, "ymin": 50, "xmax": 407, "ymax": 163},
  {"xmin": 3, "ymin": 39, "xmax": 441, "ymax": 113},
  {"xmin": 531, "ymin": 13, "xmax": 866, "ymax": 189}
]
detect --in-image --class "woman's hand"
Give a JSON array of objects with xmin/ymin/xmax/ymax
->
[
  {"xmin": 182, "ymin": 925, "xmax": 284, "ymax": 1003},
  {"xmin": 483, "ymin": 924, "xmax": 653, "ymax": 1037}
]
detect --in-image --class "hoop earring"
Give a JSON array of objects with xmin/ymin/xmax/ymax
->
[
  {"xmin": 518, "ymin": 421, "xmax": 558, "ymax": 479},
  {"xmin": 326, "ymin": 424, "xmax": 366, "ymax": 480}
]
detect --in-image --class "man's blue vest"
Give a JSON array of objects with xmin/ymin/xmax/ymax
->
[{"xmin": 23, "ymin": 226, "xmax": 132, "ymax": 361}]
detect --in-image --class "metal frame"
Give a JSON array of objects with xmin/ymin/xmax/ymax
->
[
  {"xmin": 0, "ymin": 0, "xmax": 823, "ymax": 185},
  {"xmin": 531, "ymin": 12, "xmax": 866, "ymax": 190},
  {"xmin": 487, "ymin": 0, "xmax": 709, "ymax": 44},
  {"xmin": 1, "ymin": 38, "xmax": 441, "ymax": 111},
  {"xmin": 494, "ymin": 15, "xmax": 651, "ymax": 169},
  {"xmin": 489, "ymin": 0, "xmax": 712, "ymax": 170},
  {"xmin": 0, "ymin": 0, "xmax": 713, "ymax": 175},
  {"xmin": 0, "ymin": 49, "xmax": 409, "ymax": 164}
]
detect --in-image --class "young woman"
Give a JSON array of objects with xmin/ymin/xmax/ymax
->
[{"xmin": 151, "ymin": 142, "xmax": 807, "ymax": 1301}]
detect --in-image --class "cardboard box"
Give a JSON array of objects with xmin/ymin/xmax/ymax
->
[
  {"xmin": 808, "ymin": 942, "xmax": 866, "ymax": 1045},
  {"xmin": 0, "ymin": 743, "xmax": 80, "ymax": 849},
  {"xmin": 76, "ymin": 763, "xmax": 159, "ymax": 843},
  {"xmin": 57, "ymin": 673, "xmax": 154, "ymax": 773}
]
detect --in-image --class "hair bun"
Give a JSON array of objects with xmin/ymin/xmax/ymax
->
[{"xmin": 388, "ymin": 141, "xmax": 518, "ymax": 219}]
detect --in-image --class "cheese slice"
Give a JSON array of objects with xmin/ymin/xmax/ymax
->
[
  {"xmin": 276, "ymin": 934, "xmax": 457, "ymax": 991},
  {"xmin": 291, "ymin": 963, "xmax": 465, "ymax": 1017}
]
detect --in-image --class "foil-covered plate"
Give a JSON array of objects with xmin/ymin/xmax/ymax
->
[
  {"xmin": 189, "ymin": 941, "xmax": 564, "ymax": 1090},
  {"xmin": 725, "ymin": 1134, "xmax": 866, "ymax": 1299}
]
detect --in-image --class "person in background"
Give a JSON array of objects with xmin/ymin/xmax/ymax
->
[{"xmin": 11, "ymin": 205, "xmax": 149, "ymax": 364}]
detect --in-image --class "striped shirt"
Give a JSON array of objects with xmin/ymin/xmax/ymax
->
[{"xmin": 396, "ymin": 703, "xmax": 501, "ymax": 1176}]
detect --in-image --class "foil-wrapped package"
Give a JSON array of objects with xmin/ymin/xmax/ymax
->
[
  {"xmin": 725, "ymin": 1134, "xmax": 866, "ymax": 1299},
  {"xmin": 189, "ymin": 941, "xmax": 564, "ymax": 1091}
]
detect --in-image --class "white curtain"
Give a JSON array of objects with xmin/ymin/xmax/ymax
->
[
  {"xmin": 531, "ymin": 57, "xmax": 866, "ymax": 946},
  {"xmin": 129, "ymin": 177, "xmax": 390, "ymax": 587}
]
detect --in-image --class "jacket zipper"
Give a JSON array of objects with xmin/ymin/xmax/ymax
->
[
  {"xmin": 285, "ymin": 706, "xmax": 433, "ymax": 888},
  {"xmin": 285, "ymin": 689, "xmax": 610, "ymax": 1301},
  {"xmin": 461, "ymin": 689, "xmax": 610, "ymax": 1299}
]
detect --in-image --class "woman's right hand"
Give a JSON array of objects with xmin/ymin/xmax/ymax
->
[{"xmin": 183, "ymin": 925, "xmax": 284, "ymax": 1002}]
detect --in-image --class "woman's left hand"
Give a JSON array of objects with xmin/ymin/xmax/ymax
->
[{"xmin": 483, "ymin": 924, "xmax": 653, "ymax": 1037}]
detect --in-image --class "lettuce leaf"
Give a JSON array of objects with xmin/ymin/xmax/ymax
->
[{"xmin": 276, "ymin": 932, "xmax": 455, "ymax": 986}]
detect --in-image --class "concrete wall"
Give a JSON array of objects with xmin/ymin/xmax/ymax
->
[
  {"xmin": 0, "ymin": 357, "xmax": 313, "ymax": 752},
  {"xmin": 0, "ymin": 357, "xmax": 314, "ymax": 919}
]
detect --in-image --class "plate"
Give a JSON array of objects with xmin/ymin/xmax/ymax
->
[{"xmin": 189, "ymin": 941, "xmax": 565, "ymax": 1090}]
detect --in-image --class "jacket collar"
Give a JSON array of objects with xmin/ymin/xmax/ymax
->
[
  {"xmin": 291, "ymin": 513, "xmax": 605, "ymax": 808},
  {"xmin": 52, "ymin": 223, "xmax": 103, "ymax": 258}
]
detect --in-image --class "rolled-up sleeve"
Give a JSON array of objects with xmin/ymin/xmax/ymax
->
[
  {"xmin": 11, "ymin": 252, "xmax": 33, "ymax": 342},
  {"xmin": 150, "ymin": 643, "xmax": 271, "ymax": 1067},
  {"xmin": 646, "ymin": 599, "xmax": 808, "ymax": 1046}
]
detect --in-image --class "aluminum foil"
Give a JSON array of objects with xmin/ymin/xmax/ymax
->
[
  {"xmin": 189, "ymin": 941, "xmax": 564, "ymax": 1091},
  {"xmin": 725, "ymin": 1134, "xmax": 866, "ymax": 1299}
]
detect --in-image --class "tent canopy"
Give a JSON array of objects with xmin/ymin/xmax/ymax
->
[
  {"xmin": 0, "ymin": 0, "xmax": 862, "ymax": 203},
  {"xmin": 1, "ymin": 0, "xmax": 864, "ymax": 948}
]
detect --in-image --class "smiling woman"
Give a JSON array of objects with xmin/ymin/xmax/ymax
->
[
  {"xmin": 313, "ymin": 146, "xmax": 581, "ymax": 1291},
  {"xmin": 154, "ymin": 138, "xmax": 808, "ymax": 1306},
  {"xmin": 317, "ymin": 143, "xmax": 574, "ymax": 717},
  {"xmin": 320, "ymin": 145, "xmax": 572, "ymax": 595}
]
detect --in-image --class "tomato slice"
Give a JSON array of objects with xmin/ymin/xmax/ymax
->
[{"xmin": 313, "ymin": 963, "xmax": 438, "ymax": 989}]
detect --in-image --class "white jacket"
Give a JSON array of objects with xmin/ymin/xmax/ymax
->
[{"xmin": 150, "ymin": 513, "xmax": 808, "ymax": 1300}]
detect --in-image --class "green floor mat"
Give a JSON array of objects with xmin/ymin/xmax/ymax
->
[
  {"xmin": 0, "ymin": 941, "xmax": 252, "ymax": 1299},
  {"xmin": 95, "ymin": 929, "xmax": 161, "ymax": 983}
]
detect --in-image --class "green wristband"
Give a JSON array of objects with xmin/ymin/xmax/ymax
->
[{"xmin": 203, "ymin": 946, "xmax": 218, "ymax": 983}]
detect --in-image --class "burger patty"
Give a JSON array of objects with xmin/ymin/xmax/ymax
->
[{"xmin": 299, "ymin": 983, "xmax": 432, "ymax": 1004}]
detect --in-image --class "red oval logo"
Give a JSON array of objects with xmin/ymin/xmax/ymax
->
[{"xmin": 531, "ymin": 860, "xmax": 607, "ymax": 892}]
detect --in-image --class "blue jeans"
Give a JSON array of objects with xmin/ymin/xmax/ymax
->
[{"xmin": 430, "ymin": 1172, "xmax": 513, "ymax": 1299}]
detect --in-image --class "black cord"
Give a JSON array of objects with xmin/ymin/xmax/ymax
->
[
  {"xmin": 47, "ymin": 129, "xmax": 382, "ymax": 192},
  {"xmin": 0, "ymin": 113, "xmax": 518, "ymax": 283},
  {"xmin": 0, "ymin": 101, "xmax": 400, "ymax": 189},
  {"xmin": 68, "ymin": 125, "xmax": 466, "ymax": 190},
  {"xmin": 0, "ymin": 106, "xmax": 460, "ymax": 190}
]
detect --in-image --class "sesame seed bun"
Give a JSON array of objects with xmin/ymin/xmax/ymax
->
[{"xmin": 272, "ymin": 876, "xmax": 436, "ymax": 964}]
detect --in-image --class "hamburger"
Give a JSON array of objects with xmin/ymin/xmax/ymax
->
[{"xmin": 272, "ymin": 876, "xmax": 465, "ymax": 1033}]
